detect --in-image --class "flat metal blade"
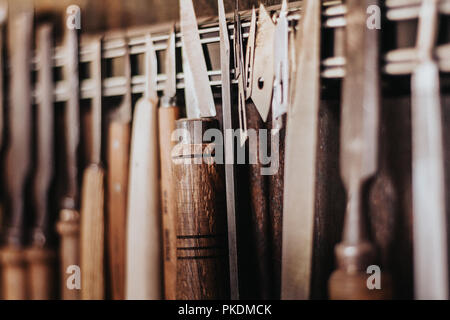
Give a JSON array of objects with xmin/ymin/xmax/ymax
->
[
  {"xmin": 411, "ymin": 0, "xmax": 449, "ymax": 300},
  {"xmin": 179, "ymin": 0, "xmax": 216, "ymax": 118},
  {"xmin": 163, "ymin": 27, "xmax": 177, "ymax": 101},
  {"xmin": 250, "ymin": 4, "xmax": 275, "ymax": 123},
  {"xmin": 281, "ymin": 0, "xmax": 321, "ymax": 300},
  {"xmin": 244, "ymin": 7, "xmax": 256, "ymax": 99},
  {"xmin": 144, "ymin": 34, "xmax": 158, "ymax": 102},
  {"xmin": 218, "ymin": 0, "xmax": 239, "ymax": 300}
]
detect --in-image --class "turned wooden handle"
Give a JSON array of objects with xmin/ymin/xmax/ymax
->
[
  {"xmin": 25, "ymin": 247, "xmax": 55, "ymax": 300},
  {"xmin": 56, "ymin": 209, "xmax": 80, "ymax": 300},
  {"xmin": 106, "ymin": 121, "xmax": 130, "ymax": 300},
  {"xmin": 1, "ymin": 246, "xmax": 27, "ymax": 299},
  {"xmin": 328, "ymin": 269, "xmax": 392, "ymax": 300},
  {"xmin": 158, "ymin": 106, "xmax": 180, "ymax": 300},
  {"xmin": 126, "ymin": 97, "xmax": 161, "ymax": 300},
  {"xmin": 246, "ymin": 102, "xmax": 272, "ymax": 299},
  {"xmin": 80, "ymin": 165, "xmax": 105, "ymax": 300},
  {"xmin": 173, "ymin": 118, "xmax": 229, "ymax": 300}
]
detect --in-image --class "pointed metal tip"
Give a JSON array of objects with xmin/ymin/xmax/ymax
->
[{"xmin": 281, "ymin": 0, "xmax": 288, "ymax": 13}]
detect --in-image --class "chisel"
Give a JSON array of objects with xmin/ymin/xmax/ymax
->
[
  {"xmin": 106, "ymin": 35, "xmax": 132, "ymax": 300},
  {"xmin": 1, "ymin": 11, "xmax": 33, "ymax": 300},
  {"xmin": 26, "ymin": 24, "xmax": 55, "ymax": 300},
  {"xmin": 411, "ymin": 0, "xmax": 448, "ymax": 300},
  {"xmin": 159, "ymin": 27, "xmax": 179, "ymax": 300},
  {"xmin": 281, "ymin": 0, "xmax": 321, "ymax": 300},
  {"xmin": 219, "ymin": 0, "xmax": 239, "ymax": 300},
  {"xmin": 125, "ymin": 34, "xmax": 161, "ymax": 300},
  {"xmin": 175, "ymin": 0, "xmax": 228, "ymax": 299},
  {"xmin": 328, "ymin": 0, "xmax": 392, "ymax": 300},
  {"xmin": 80, "ymin": 36, "xmax": 105, "ymax": 300},
  {"xmin": 55, "ymin": 26, "xmax": 81, "ymax": 300}
]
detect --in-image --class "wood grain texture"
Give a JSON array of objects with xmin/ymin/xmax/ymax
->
[
  {"xmin": 173, "ymin": 118, "xmax": 229, "ymax": 300},
  {"xmin": 245, "ymin": 102, "xmax": 272, "ymax": 299},
  {"xmin": 158, "ymin": 106, "xmax": 180, "ymax": 300},
  {"xmin": 1, "ymin": 246, "xmax": 27, "ymax": 299},
  {"xmin": 56, "ymin": 209, "xmax": 80, "ymax": 300},
  {"xmin": 106, "ymin": 121, "xmax": 130, "ymax": 300},
  {"xmin": 125, "ymin": 97, "xmax": 161, "ymax": 300},
  {"xmin": 25, "ymin": 247, "xmax": 55, "ymax": 300},
  {"xmin": 80, "ymin": 165, "xmax": 105, "ymax": 300}
]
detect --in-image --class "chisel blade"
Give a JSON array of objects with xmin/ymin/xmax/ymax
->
[{"xmin": 163, "ymin": 27, "xmax": 177, "ymax": 101}]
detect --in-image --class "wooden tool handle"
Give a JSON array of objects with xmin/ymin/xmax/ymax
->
[
  {"xmin": 25, "ymin": 247, "xmax": 55, "ymax": 300},
  {"xmin": 328, "ymin": 269, "xmax": 392, "ymax": 300},
  {"xmin": 56, "ymin": 209, "xmax": 80, "ymax": 300},
  {"xmin": 1, "ymin": 246, "xmax": 27, "ymax": 299},
  {"xmin": 158, "ymin": 106, "xmax": 180, "ymax": 300},
  {"xmin": 126, "ymin": 98, "xmax": 161, "ymax": 300},
  {"xmin": 173, "ymin": 118, "xmax": 229, "ymax": 300},
  {"xmin": 80, "ymin": 165, "xmax": 105, "ymax": 300},
  {"xmin": 246, "ymin": 102, "xmax": 272, "ymax": 299},
  {"xmin": 106, "ymin": 121, "xmax": 130, "ymax": 300}
]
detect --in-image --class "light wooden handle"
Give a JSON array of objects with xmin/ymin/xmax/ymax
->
[
  {"xmin": 80, "ymin": 165, "xmax": 105, "ymax": 300},
  {"xmin": 158, "ymin": 106, "xmax": 179, "ymax": 300},
  {"xmin": 56, "ymin": 209, "xmax": 80, "ymax": 300},
  {"xmin": 106, "ymin": 121, "xmax": 130, "ymax": 300},
  {"xmin": 25, "ymin": 247, "xmax": 55, "ymax": 300},
  {"xmin": 328, "ymin": 269, "xmax": 392, "ymax": 300},
  {"xmin": 1, "ymin": 246, "xmax": 27, "ymax": 299},
  {"xmin": 126, "ymin": 98, "xmax": 161, "ymax": 300}
]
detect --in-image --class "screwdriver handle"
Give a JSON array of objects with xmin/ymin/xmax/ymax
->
[
  {"xmin": 1, "ymin": 246, "xmax": 27, "ymax": 299},
  {"xmin": 25, "ymin": 247, "xmax": 55, "ymax": 299},
  {"xmin": 56, "ymin": 209, "xmax": 80, "ymax": 299},
  {"xmin": 80, "ymin": 165, "xmax": 105, "ymax": 300},
  {"xmin": 106, "ymin": 121, "xmax": 130, "ymax": 300},
  {"xmin": 158, "ymin": 105, "xmax": 180, "ymax": 300}
]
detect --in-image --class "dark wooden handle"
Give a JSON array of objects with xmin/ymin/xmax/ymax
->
[
  {"xmin": 1, "ymin": 246, "xmax": 27, "ymax": 299},
  {"xmin": 246, "ymin": 102, "xmax": 272, "ymax": 299},
  {"xmin": 56, "ymin": 209, "xmax": 80, "ymax": 300},
  {"xmin": 173, "ymin": 118, "xmax": 229, "ymax": 300},
  {"xmin": 25, "ymin": 247, "xmax": 55, "ymax": 300},
  {"xmin": 328, "ymin": 269, "xmax": 392, "ymax": 300},
  {"xmin": 158, "ymin": 106, "xmax": 180, "ymax": 300},
  {"xmin": 80, "ymin": 165, "xmax": 105, "ymax": 300},
  {"xmin": 106, "ymin": 121, "xmax": 130, "ymax": 300}
]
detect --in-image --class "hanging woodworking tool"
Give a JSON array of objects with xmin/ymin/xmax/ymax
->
[
  {"xmin": 328, "ymin": 0, "xmax": 392, "ymax": 300},
  {"xmin": 80, "ymin": 36, "xmax": 105, "ymax": 300},
  {"xmin": 234, "ymin": 0, "xmax": 247, "ymax": 146},
  {"xmin": 281, "ymin": 0, "xmax": 321, "ymax": 300},
  {"xmin": 411, "ymin": 0, "xmax": 449, "ymax": 300},
  {"xmin": 175, "ymin": 0, "xmax": 228, "ymax": 299},
  {"xmin": 244, "ymin": 3, "xmax": 274, "ymax": 299},
  {"xmin": 1, "ymin": 11, "xmax": 33, "ymax": 300},
  {"xmin": 219, "ymin": 0, "xmax": 239, "ymax": 300},
  {"xmin": 126, "ymin": 33, "xmax": 161, "ymax": 300},
  {"xmin": 244, "ymin": 7, "xmax": 256, "ymax": 100},
  {"xmin": 106, "ymin": 36, "xmax": 132, "ymax": 300},
  {"xmin": 159, "ymin": 27, "xmax": 180, "ymax": 300},
  {"xmin": 56, "ymin": 26, "xmax": 81, "ymax": 301},
  {"xmin": 26, "ymin": 24, "xmax": 55, "ymax": 300}
]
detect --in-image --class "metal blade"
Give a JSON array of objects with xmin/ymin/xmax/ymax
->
[
  {"xmin": 272, "ymin": 0, "xmax": 289, "ymax": 124},
  {"xmin": 411, "ymin": 0, "xmax": 448, "ymax": 300},
  {"xmin": 179, "ymin": 0, "xmax": 216, "ymax": 118},
  {"xmin": 281, "ymin": 0, "xmax": 321, "ymax": 300},
  {"xmin": 117, "ymin": 36, "xmax": 132, "ymax": 121},
  {"xmin": 250, "ymin": 4, "xmax": 275, "ymax": 123},
  {"xmin": 218, "ymin": 0, "xmax": 239, "ymax": 300},
  {"xmin": 91, "ymin": 37, "xmax": 103, "ymax": 165},
  {"xmin": 4, "ymin": 12, "xmax": 33, "ymax": 245},
  {"xmin": 182, "ymin": 42, "xmax": 199, "ymax": 119},
  {"xmin": 244, "ymin": 7, "xmax": 256, "ymax": 99},
  {"xmin": 144, "ymin": 34, "xmax": 158, "ymax": 102},
  {"xmin": 163, "ymin": 27, "xmax": 177, "ymax": 102}
]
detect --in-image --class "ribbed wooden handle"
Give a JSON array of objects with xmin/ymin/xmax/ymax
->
[
  {"xmin": 56, "ymin": 209, "xmax": 80, "ymax": 300},
  {"xmin": 1, "ymin": 246, "xmax": 27, "ymax": 299},
  {"xmin": 107, "ymin": 121, "xmax": 130, "ymax": 300},
  {"xmin": 126, "ymin": 98, "xmax": 161, "ymax": 299},
  {"xmin": 158, "ymin": 106, "xmax": 179, "ymax": 300},
  {"xmin": 173, "ymin": 118, "xmax": 229, "ymax": 300},
  {"xmin": 328, "ymin": 269, "xmax": 392, "ymax": 300},
  {"xmin": 25, "ymin": 247, "xmax": 55, "ymax": 300},
  {"xmin": 80, "ymin": 165, "xmax": 105, "ymax": 300}
]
